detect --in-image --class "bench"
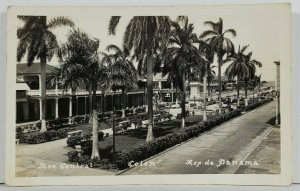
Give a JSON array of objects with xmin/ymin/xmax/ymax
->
[{"xmin": 67, "ymin": 130, "xmax": 83, "ymax": 138}]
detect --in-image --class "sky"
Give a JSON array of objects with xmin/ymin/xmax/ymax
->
[{"xmin": 17, "ymin": 5, "xmax": 283, "ymax": 81}]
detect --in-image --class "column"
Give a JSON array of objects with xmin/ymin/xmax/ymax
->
[
  {"xmin": 33, "ymin": 101, "xmax": 39, "ymax": 120},
  {"xmin": 39, "ymin": 75, "xmax": 42, "ymax": 96},
  {"xmin": 23, "ymin": 102, "xmax": 29, "ymax": 121},
  {"xmin": 39, "ymin": 99, "xmax": 42, "ymax": 120},
  {"xmin": 69, "ymin": 97, "xmax": 73, "ymax": 123},
  {"xmin": 158, "ymin": 81, "xmax": 162, "ymax": 90},
  {"xmin": 69, "ymin": 97, "xmax": 73, "ymax": 117},
  {"xmin": 76, "ymin": 96, "xmax": 79, "ymax": 115},
  {"xmin": 55, "ymin": 98, "xmax": 59, "ymax": 119},
  {"xmin": 84, "ymin": 97, "xmax": 87, "ymax": 115},
  {"xmin": 55, "ymin": 79, "xmax": 58, "ymax": 95},
  {"xmin": 171, "ymin": 82, "xmax": 174, "ymax": 103}
]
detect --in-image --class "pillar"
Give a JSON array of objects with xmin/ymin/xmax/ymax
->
[
  {"xmin": 55, "ymin": 79, "xmax": 58, "ymax": 95},
  {"xmin": 76, "ymin": 96, "xmax": 79, "ymax": 115},
  {"xmin": 39, "ymin": 75, "xmax": 42, "ymax": 96},
  {"xmin": 84, "ymin": 97, "xmax": 87, "ymax": 115},
  {"xmin": 33, "ymin": 101, "xmax": 39, "ymax": 120},
  {"xmin": 158, "ymin": 81, "xmax": 162, "ymax": 90},
  {"xmin": 171, "ymin": 82, "xmax": 174, "ymax": 103},
  {"xmin": 69, "ymin": 97, "xmax": 73, "ymax": 123},
  {"xmin": 23, "ymin": 102, "xmax": 29, "ymax": 121},
  {"xmin": 274, "ymin": 61, "xmax": 280, "ymax": 125},
  {"xmin": 55, "ymin": 98, "xmax": 59, "ymax": 119},
  {"xmin": 69, "ymin": 97, "xmax": 73, "ymax": 117},
  {"xmin": 39, "ymin": 99, "xmax": 42, "ymax": 120}
]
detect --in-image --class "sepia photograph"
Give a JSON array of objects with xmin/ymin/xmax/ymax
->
[{"xmin": 5, "ymin": 3, "xmax": 292, "ymax": 186}]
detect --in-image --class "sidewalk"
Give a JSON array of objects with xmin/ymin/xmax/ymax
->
[{"xmin": 16, "ymin": 138, "xmax": 115, "ymax": 177}]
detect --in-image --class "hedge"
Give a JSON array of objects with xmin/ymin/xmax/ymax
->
[
  {"xmin": 243, "ymin": 98, "xmax": 273, "ymax": 111},
  {"xmin": 19, "ymin": 127, "xmax": 70, "ymax": 144}
]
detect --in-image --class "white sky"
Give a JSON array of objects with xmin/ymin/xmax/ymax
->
[{"xmin": 18, "ymin": 5, "xmax": 282, "ymax": 81}]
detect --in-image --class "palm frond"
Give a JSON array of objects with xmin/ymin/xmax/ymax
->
[
  {"xmin": 47, "ymin": 16, "xmax": 75, "ymax": 29},
  {"xmin": 108, "ymin": 16, "xmax": 121, "ymax": 35}
]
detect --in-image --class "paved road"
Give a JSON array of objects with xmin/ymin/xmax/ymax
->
[{"xmin": 121, "ymin": 101, "xmax": 279, "ymax": 175}]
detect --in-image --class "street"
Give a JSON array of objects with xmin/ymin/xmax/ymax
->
[{"xmin": 121, "ymin": 101, "xmax": 279, "ymax": 175}]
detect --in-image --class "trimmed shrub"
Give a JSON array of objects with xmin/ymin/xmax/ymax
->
[
  {"xmin": 67, "ymin": 151, "xmax": 79, "ymax": 162},
  {"xmin": 243, "ymin": 99, "xmax": 272, "ymax": 111},
  {"xmin": 19, "ymin": 127, "xmax": 70, "ymax": 144}
]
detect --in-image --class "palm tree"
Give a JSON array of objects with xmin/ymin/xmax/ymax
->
[
  {"xmin": 200, "ymin": 18, "xmax": 236, "ymax": 113},
  {"xmin": 56, "ymin": 29, "xmax": 104, "ymax": 160},
  {"xmin": 207, "ymin": 65, "xmax": 216, "ymax": 101},
  {"xmin": 249, "ymin": 75, "xmax": 260, "ymax": 101},
  {"xmin": 198, "ymin": 40, "xmax": 215, "ymax": 121},
  {"xmin": 224, "ymin": 45, "xmax": 250, "ymax": 107},
  {"xmin": 109, "ymin": 16, "xmax": 172, "ymax": 142},
  {"xmin": 243, "ymin": 52, "xmax": 262, "ymax": 105},
  {"xmin": 17, "ymin": 16, "xmax": 74, "ymax": 132},
  {"xmin": 101, "ymin": 44, "xmax": 137, "ymax": 118},
  {"xmin": 160, "ymin": 17, "xmax": 206, "ymax": 128}
]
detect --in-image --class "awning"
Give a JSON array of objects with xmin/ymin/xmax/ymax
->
[{"xmin": 16, "ymin": 83, "xmax": 30, "ymax": 91}]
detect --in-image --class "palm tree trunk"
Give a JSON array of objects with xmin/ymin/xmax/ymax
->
[
  {"xmin": 146, "ymin": 55, "xmax": 154, "ymax": 142},
  {"xmin": 207, "ymin": 81, "xmax": 211, "ymax": 101},
  {"xmin": 121, "ymin": 89, "xmax": 126, "ymax": 118},
  {"xmin": 203, "ymin": 72, "xmax": 207, "ymax": 121},
  {"xmin": 181, "ymin": 72, "xmax": 186, "ymax": 128},
  {"xmin": 91, "ymin": 83, "xmax": 100, "ymax": 160},
  {"xmin": 218, "ymin": 60, "xmax": 222, "ymax": 114},
  {"xmin": 237, "ymin": 76, "xmax": 240, "ymax": 107},
  {"xmin": 88, "ymin": 81, "xmax": 93, "ymax": 124},
  {"xmin": 91, "ymin": 110, "xmax": 100, "ymax": 160},
  {"xmin": 88, "ymin": 82, "xmax": 93, "ymax": 114},
  {"xmin": 39, "ymin": 58, "xmax": 47, "ymax": 132}
]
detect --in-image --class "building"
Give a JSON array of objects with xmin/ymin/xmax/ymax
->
[
  {"xmin": 16, "ymin": 63, "xmax": 178, "ymax": 125},
  {"xmin": 16, "ymin": 63, "xmax": 233, "ymax": 126}
]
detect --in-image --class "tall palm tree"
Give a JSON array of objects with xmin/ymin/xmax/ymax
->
[
  {"xmin": 198, "ymin": 40, "xmax": 215, "ymax": 121},
  {"xmin": 207, "ymin": 65, "xmax": 216, "ymax": 101},
  {"xmin": 243, "ymin": 52, "xmax": 262, "ymax": 105},
  {"xmin": 17, "ymin": 16, "xmax": 74, "ymax": 132},
  {"xmin": 109, "ymin": 16, "xmax": 171, "ymax": 142},
  {"xmin": 160, "ymin": 17, "xmax": 206, "ymax": 128},
  {"xmin": 200, "ymin": 18, "xmax": 236, "ymax": 113},
  {"xmin": 101, "ymin": 44, "xmax": 137, "ymax": 117},
  {"xmin": 56, "ymin": 29, "xmax": 104, "ymax": 160},
  {"xmin": 224, "ymin": 45, "xmax": 250, "ymax": 107}
]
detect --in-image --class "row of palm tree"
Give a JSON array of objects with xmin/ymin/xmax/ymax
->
[{"xmin": 17, "ymin": 15, "xmax": 263, "ymax": 161}]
